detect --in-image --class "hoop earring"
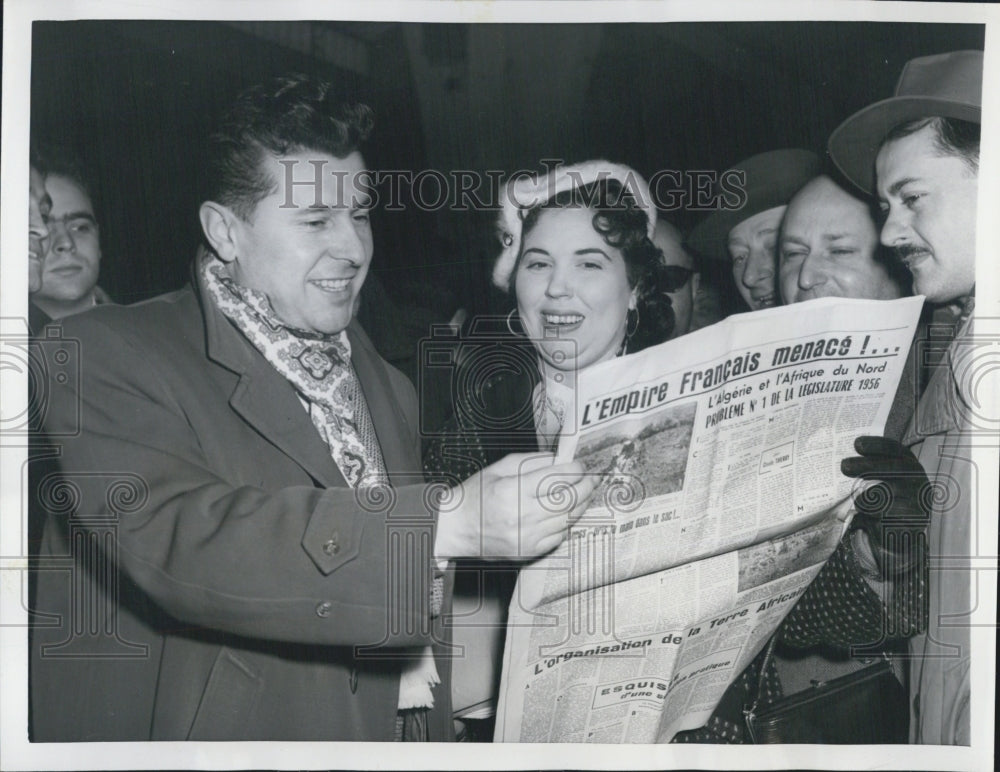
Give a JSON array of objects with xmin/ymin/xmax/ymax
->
[
  {"xmin": 506, "ymin": 308, "xmax": 523, "ymax": 337},
  {"xmin": 625, "ymin": 307, "xmax": 639, "ymax": 339}
]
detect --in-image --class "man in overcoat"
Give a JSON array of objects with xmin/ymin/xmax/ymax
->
[
  {"xmin": 30, "ymin": 74, "xmax": 592, "ymax": 742},
  {"xmin": 830, "ymin": 49, "xmax": 983, "ymax": 745}
]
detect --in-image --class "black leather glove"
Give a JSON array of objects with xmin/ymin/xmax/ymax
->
[{"xmin": 841, "ymin": 435, "xmax": 932, "ymax": 576}]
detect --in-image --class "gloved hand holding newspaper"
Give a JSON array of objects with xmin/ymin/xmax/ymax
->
[{"xmin": 842, "ymin": 435, "xmax": 932, "ymax": 576}]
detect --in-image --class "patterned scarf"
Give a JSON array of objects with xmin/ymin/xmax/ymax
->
[{"xmin": 200, "ymin": 252, "xmax": 386, "ymax": 488}]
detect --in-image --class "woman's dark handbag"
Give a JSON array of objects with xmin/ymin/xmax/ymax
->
[{"xmin": 743, "ymin": 637, "xmax": 909, "ymax": 744}]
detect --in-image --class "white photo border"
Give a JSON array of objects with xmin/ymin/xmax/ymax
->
[{"xmin": 2, "ymin": 2, "xmax": 996, "ymax": 770}]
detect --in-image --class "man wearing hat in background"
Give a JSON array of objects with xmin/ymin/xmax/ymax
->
[
  {"xmin": 687, "ymin": 148, "xmax": 822, "ymax": 313},
  {"xmin": 652, "ymin": 218, "xmax": 723, "ymax": 338},
  {"xmin": 829, "ymin": 49, "xmax": 983, "ymax": 746}
]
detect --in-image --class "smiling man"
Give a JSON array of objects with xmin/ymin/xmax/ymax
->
[
  {"xmin": 688, "ymin": 148, "xmax": 822, "ymax": 313},
  {"xmin": 779, "ymin": 174, "xmax": 916, "ymax": 441},
  {"xmin": 30, "ymin": 147, "xmax": 112, "ymax": 319},
  {"xmin": 30, "ymin": 74, "xmax": 594, "ymax": 742},
  {"xmin": 778, "ymin": 175, "xmax": 905, "ymax": 305},
  {"xmin": 829, "ymin": 49, "xmax": 983, "ymax": 746}
]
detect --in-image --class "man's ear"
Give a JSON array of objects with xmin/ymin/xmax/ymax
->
[{"xmin": 199, "ymin": 201, "xmax": 242, "ymax": 263}]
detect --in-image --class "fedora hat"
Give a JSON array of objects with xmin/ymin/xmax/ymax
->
[
  {"xmin": 828, "ymin": 50, "xmax": 983, "ymax": 194},
  {"xmin": 686, "ymin": 148, "xmax": 822, "ymax": 263}
]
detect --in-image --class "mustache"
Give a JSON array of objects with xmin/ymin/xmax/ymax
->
[{"xmin": 891, "ymin": 243, "xmax": 930, "ymax": 262}]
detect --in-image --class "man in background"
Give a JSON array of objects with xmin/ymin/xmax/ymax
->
[
  {"xmin": 652, "ymin": 219, "xmax": 722, "ymax": 338},
  {"xmin": 778, "ymin": 173, "xmax": 914, "ymax": 439},
  {"xmin": 778, "ymin": 174, "xmax": 906, "ymax": 306},
  {"xmin": 687, "ymin": 149, "xmax": 822, "ymax": 313},
  {"xmin": 30, "ymin": 146, "xmax": 111, "ymax": 319}
]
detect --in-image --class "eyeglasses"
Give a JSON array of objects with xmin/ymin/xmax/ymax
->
[{"xmin": 661, "ymin": 264, "xmax": 695, "ymax": 293}]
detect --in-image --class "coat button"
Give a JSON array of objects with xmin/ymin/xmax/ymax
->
[
  {"xmin": 323, "ymin": 532, "xmax": 340, "ymax": 556},
  {"xmin": 349, "ymin": 666, "xmax": 358, "ymax": 694},
  {"xmin": 315, "ymin": 601, "xmax": 333, "ymax": 618}
]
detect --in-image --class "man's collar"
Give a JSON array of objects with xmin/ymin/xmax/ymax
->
[
  {"xmin": 195, "ymin": 252, "xmax": 256, "ymax": 375},
  {"xmin": 903, "ymin": 308, "xmax": 974, "ymax": 444}
]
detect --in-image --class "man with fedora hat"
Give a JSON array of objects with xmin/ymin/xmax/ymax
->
[
  {"xmin": 829, "ymin": 49, "xmax": 983, "ymax": 746},
  {"xmin": 687, "ymin": 148, "xmax": 822, "ymax": 313}
]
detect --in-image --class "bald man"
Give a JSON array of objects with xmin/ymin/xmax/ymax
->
[
  {"xmin": 778, "ymin": 175, "xmax": 906, "ymax": 304},
  {"xmin": 779, "ymin": 174, "xmax": 914, "ymax": 440},
  {"xmin": 769, "ymin": 173, "xmax": 914, "ymax": 709}
]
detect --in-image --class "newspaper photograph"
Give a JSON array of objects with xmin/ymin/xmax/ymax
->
[{"xmin": 495, "ymin": 295, "xmax": 924, "ymax": 743}]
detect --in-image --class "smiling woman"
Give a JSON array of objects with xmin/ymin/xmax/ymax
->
[
  {"xmin": 516, "ymin": 201, "xmax": 639, "ymax": 376},
  {"xmin": 502, "ymin": 168, "xmax": 684, "ymax": 447},
  {"xmin": 424, "ymin": 162, "xmax": 686, "ymax": 737},
  {"xmin": 505, "ymin": 168, "xmax": 681, "ymax": 377}
]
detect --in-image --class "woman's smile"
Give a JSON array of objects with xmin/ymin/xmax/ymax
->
[{"xmin": 515, "ymin": 207, "xmax": 636, "ymax": 376}]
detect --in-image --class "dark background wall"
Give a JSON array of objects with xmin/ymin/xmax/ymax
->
[{"xmin": 31, "ymin": 20, "xmax": 985, "ymax": 326}]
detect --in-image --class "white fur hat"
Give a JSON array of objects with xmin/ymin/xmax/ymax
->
[{"xmin": 492, "ymin": 160, "xmax": 657, "ymax": 291}]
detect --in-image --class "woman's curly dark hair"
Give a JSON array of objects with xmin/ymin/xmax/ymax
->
[{"xmin": 516, "ymin": 177, "xmax": 684, "ymax": 353}]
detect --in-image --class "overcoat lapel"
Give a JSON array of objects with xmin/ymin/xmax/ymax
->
[
  {"xmin": 198, "ymin": 270, "xmax": 345, "ymax": 489},
  {"xmin": 227, "ymin": 355, "xmax": 345, "ymax": 488}
]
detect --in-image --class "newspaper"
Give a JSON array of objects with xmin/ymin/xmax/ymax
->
[{"xmin": 494, "ymin": 296, "xmax": 924, "ymax": 743}]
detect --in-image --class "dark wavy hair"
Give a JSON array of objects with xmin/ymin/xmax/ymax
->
[
  {"xmin": 883, "ymin": 116, "xmax": 980, "ymax": 173},
  {"xmin": 205, "ymin": 74, "xmax": 374, "ymax": 220},
  {"xmin": 32, "ymin": 143, "xmax": 98, "ymax": 218},
  {"xmin": 514, "ymin": 177, "xmax": 683, "ymax": 353}
]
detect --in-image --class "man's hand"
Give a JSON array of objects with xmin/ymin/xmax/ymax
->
[
  {"xmin": 841, "ymin": 435, "xmax": 932, "ymax": 575},
  {"xmin": 434, "ymin": 452, "xmax": 596, "ymax": 561}
]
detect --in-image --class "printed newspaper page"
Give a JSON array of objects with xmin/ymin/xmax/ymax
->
[{"xmin": 495, "ymin": 295, "xmax": 924, "ymax": 743}]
